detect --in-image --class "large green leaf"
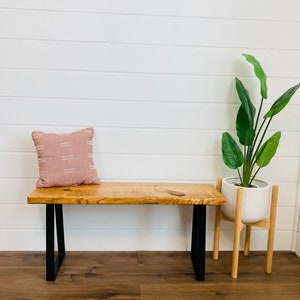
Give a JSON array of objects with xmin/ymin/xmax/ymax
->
[
  {"xmin": 256, "ymin": 131, "xmax": 281, "ymax": 167},
  {"xmin": 236, "ymin": 105, "xmax": 255, "ymax": 146},
  {"xmin": 264, "ymin": 83, "xmax": 300, "ymax": 118},
  {"xmin": 235, "ymin": 78, "xmax": 256, "ymax": 146},
  {"xmin": 235, "ymin": 78, "xmax": 256, "ymax": 123},
  {"xmin": 243, "ymin": 54, "xmax": 268, "ymax": 99},
  {"xmin": 222, "ymin": 132, "xmax": 243, "ymax": 169}
]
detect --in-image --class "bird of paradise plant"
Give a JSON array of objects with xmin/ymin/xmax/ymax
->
[{"xmin": 222, "ymin": 54, "xmax": 300, "ymax": 187}]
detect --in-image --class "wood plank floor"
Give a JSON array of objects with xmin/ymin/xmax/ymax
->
[{"xmin": 0, "ymin": 251, "xmax": 299, "ymax": 299}]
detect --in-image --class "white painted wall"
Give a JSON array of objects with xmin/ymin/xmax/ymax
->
[
  {"xmin": 295, "ymin": 160, "xmax": 300, "ymax": 257},
  {"xmin": 1, "ymin": 0, "xmax": 300, "ymax": 252},
  {"xmin": 296, "ymin": 215, "xmax": 300, "ymax": 256}
]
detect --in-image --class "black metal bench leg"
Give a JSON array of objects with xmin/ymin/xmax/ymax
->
[
  {"xmin": 46, "ymin": 204, "xmax": 55, "ymax": 281},
  {"xmin": 46, "ymin": 204, "xmax": 65, "ymax": 281},
  {"xmin": 191, "ymin": 205, "xmax": 206, "ymax": 281},
  {"xmin": 55, "ymin": 204, "xmax": 65, "ymax": 265}
]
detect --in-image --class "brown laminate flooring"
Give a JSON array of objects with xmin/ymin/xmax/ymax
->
[{"xmin": 0, "ymin": 251, "xmax": 299, "ymax": 299}]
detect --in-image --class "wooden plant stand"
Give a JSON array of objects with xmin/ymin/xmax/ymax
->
[{"xmin": 213, "ymin": 178, "xmax": 278, "ymax": 278}]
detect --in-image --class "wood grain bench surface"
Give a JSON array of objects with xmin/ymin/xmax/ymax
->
[{"xmin": 27, "ymin": 182, "xmax": 226, "ymax": 205}]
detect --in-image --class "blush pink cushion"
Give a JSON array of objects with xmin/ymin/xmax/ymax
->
[{"xmin": 32, "ymin": 127, "xmax": 100, "ymax": 188}]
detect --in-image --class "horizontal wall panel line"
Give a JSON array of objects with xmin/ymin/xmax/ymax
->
[
  {"xmin": 0, "ymin": 95, "xmax": 226, "ymax": 104},
  {"xmin": 0, "ymin": 66, "xmax": 235, "ymax": 78},
  {"xmin": 0, "ymin": 66, "xmax": 299, "ymax": 80},
  {"xmin": 0, "ymin": 38, "xmax": 299, "ymax": 54},
  {"xmin": 0, "ymin": 94, "xmax": 242, "ymax": 105},
  {"xmin": 0, "ymin": 123, "xmax": 225, "ymax": 131},
  {"xmin": 1, "ymin": 177, "xmax": 298, "ymax": 185},
  {"xmin": 1, "ymin": 37, "xmax": 300, "ymax": 53},
  {"xmin": 0, "ymin": 151, "xmax": 223, "ymax": 158},
  {"xmin": 2, "ymin": 150, "xmax": 299, "ymax": 160},
  {"xmin": 2, "ymin": 6, "xmax": 300, "ymax": 23},
  {"xmin": 0, "ymin": 123, "xmax": 229, "ymax": 131},
  {"xmin": 0, "ymin": 177, "xmax": 217, "ymax": 184},
  {"xmin": 1, "ymin": 1, "xmax": 299, "ymax": 22},
  {"xmin": 1, "ymin": 122, "xmax": 300, "ymax": 134},
  {"xmin": 1, "ymin": 95, "xmax": 299, "ymax": 106}
]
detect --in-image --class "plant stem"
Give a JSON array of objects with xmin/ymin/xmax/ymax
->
[
  {"xmin": 249, "ymin": 167, "xmax": 261, "ymax": 186},
  {"xmin": 254, "ymin": 97, "xmax": 264, "ymax": 133},
  {"xmin": 249, "ymin": 97, "xmax": 264, "ymax": 159},
  {"xmin": 251, "ymin": 117, "xmax": 273, "ymax": 165},
  {"xmin": 242, "ymin": 144, "xmax": 252, "ymax": 186},
  {"xmin": 237, "ymin": 167, "xmax": 242, "ymax": 184}
]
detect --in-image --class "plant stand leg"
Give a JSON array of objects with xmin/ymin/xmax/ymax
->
[
  {"xmin": 244, "ymin": 225, "xmax": 251, "ymax": 256},
  {"xmin": 266, "ymin": 185, "xmax": 278, "ymax": 274},
  {"xmin": 213, "ymin": 177, "xmax": 223, "ymax": 260},
  {"xmin": 213, "ymin": 205, "xmax": 222, "ymax": 260},
  {"xmin": 231, "ymin": 188, "xmax": 244, "ymax": 279}
]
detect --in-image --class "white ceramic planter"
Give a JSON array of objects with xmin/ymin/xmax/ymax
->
[{"xmin": 221, "ymin": 177, "xmax": 271, "ymax": 223}]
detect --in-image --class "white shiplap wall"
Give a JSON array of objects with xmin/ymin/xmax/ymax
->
[{"xmin": 0, "ymin": 0, "xmax": 300, "ymax": 251}]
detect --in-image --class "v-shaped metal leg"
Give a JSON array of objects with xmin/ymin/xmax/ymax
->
[
  {"xmin": 46, "ymin": 204, "xmax": 65, "ymax": 281},
  {"xmin": 191, "ymin": 205, "xmax": 206, "ymax": 281}
]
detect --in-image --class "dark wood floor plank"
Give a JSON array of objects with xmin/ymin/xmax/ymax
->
[
  {"xmin": 1, "ymin": 284, "xmax": 140, "ymax": 300},
  {"xmin": 141, "ymin": 282, "xmax": 300, "ymax": 300}
]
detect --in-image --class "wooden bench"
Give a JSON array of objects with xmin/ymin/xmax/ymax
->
[{"xmin": 27, "ymin": 181, "xmax": 226, "ymax": 281}]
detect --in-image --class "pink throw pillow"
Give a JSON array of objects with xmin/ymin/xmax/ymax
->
[{"xmin": 32, "ymin": 127, "xmax": 100, "ymax": 188}]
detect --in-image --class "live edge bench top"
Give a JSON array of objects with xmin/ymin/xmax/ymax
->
[{"xmin": 27, "ymin": 182, "xmax": 226, "ymax": 205}]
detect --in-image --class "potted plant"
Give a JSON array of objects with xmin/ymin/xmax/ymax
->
[{"xmin": 221, "ymin": 54, "xmax": 300, "ymax": 222}]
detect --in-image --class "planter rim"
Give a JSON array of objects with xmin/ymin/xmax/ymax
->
[{"xmin": 222, "ymin": 176, "xmax": 270, "ymax": 189}]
